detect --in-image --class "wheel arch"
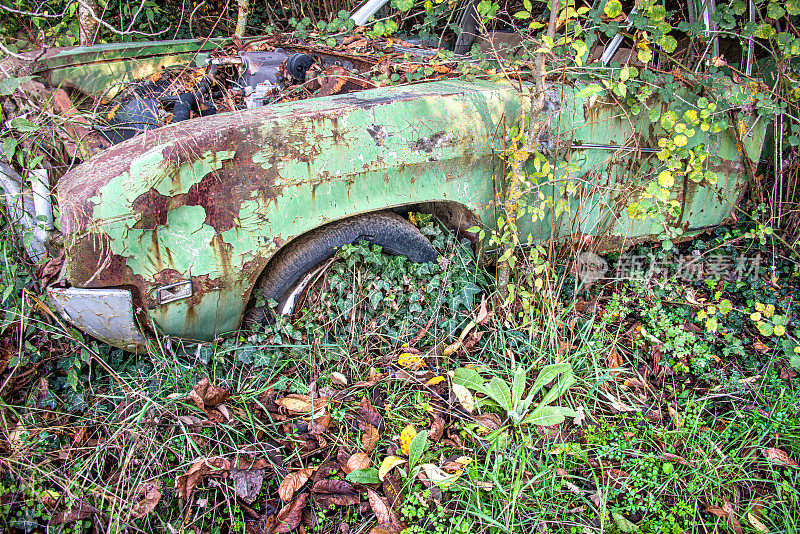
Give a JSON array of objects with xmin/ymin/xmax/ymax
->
[{"xmin": 241, "ymin": 200, "xmax": 482, "ymax": 321}]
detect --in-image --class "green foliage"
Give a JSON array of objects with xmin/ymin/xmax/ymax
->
[{"xmin": 453, "ymin": 363, "xmax": 576, "ymax": 426}]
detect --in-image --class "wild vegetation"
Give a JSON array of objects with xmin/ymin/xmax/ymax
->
[{"xmin": 1, "ymin": 0, "xmax": 799, "ymax": 533}]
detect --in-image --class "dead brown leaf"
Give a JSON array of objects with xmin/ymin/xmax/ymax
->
[
  {"xmin": 176, "ymin": 457, "xmax": 230, "ymax": 500},
  {"xmin": 276, "ymin": 394, "xmax": 328, "ymax": 414},
  {"xmin": 382, "ymin": 472, "xmax": 403, "ymax": 508},
  {"xmin": 345, "ymin": 452, "xmax": 371, "ymax": 473},
  {"xmin": 231, "ymin": 468, "xmax": 265, "ymax": 504},
  {"xmin": 273, "ymin": 493, "xmax": 308, "ymax": 533},
  {"xmin": 367, "ymin": 488, "xmax": 402, "ymax": 530},
  {"xmin": 762, "ymin": 447, "xmax": 798, "ymax": 466},
  {"xmin": 50, "ymin": 503, "xmax": 95, "ymax": 525},
  {"xmin": 608, "ymin": 347, "xmax": 623, "ymax": 369},
  {"xmin": 312, "ymin": 479, "xmax": 360, "ymax": 506},
  {"xmin": 189, "ymin": 378, "xmax": 230, "ymax": 412},
  {"xmin": 362, "ymin": 425, "xmax": 380, "ymax": 453},
  {"xmin": 428, "ymin": 415, "xmax": 446, "ymax": 442},
  {"xmin": 358, "ymin": 396, "xmax": 383, "ymax": 429},
  {"xmin": 278, "ymin": 468, "xmax": 316, "ymax": 502},
  {"xmin": 130, "ymin": 482, "xmax": 162, "ymax": 519},
  {"xmin": 471, "ymin": 412, "xmax": 502, "ymax": 431}
]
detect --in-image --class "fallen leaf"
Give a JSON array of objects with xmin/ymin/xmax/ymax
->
[
  {"xmin": 425, "ymin": 376, "xmax": 446, "ymax": 386},
  {"xmin": 358, "ymin": 396, "xmax": 384, "ymax": 430},
  {"xmin": 723, "ymin": 500, "xmax": 744, "ymax": 534},
  {"xmin": 312, "ymin": 479, "xmax": 360, "ymax": 506},
  {"xmin": 762, "ymin": 447, "xmax": 797, "ymax": 466},
  {"xmin": 49, "ymin": 502, "xmax": 95, "ymax": 525},
  {"xmin": 608, "ymin": 347, "xmax": 623, "ymax": 369},
  {"xmin": 276, "ymin": 394, "xmax": 328, "ymax": 414},
  {"xmin": 428, "ymin": 415, "xmax": 445, "ymax": 442},
  {"xmin": 176, "ymin": 457, "xmax": 230, "ymax": 500},
  {"xmin": 382, "ymin": 471, "xmax": 403, "ymax": 508},
  {"xmin": 470, "ymin": 412, "xmax": 502, "ymax": 431},
  {"xmin": 399, "ymin": 425, "xmax": 417, "ymax": 455},
  {"xmin": 747, "ymin": 512, "xmax": 769, "ymax": 533},
  {"xmin": 362, "ymin": 425, "xmax": 380, "ymax": 453},
  {"xmin": 130, "ymin": 482, "xmax": 162, "ymax": 519},
  {"xmin": 418, "ymin": 464, "xmax": 461, "ymax": 488},
  {"xmin": 230, "ymin": 468, "xmax": 265, "ymax": 505},
  {"xmin": 278, "ymin": 468, "xmax": 316, "ymax": 502},
  {"xmin": 379, "ymin": 456, "xmax": 407, "ymax": 481},
  {"xmin": 331, "ymin": 372, "xmax": 348, "ymax": 386},
  {"xmin": 345, "ymin": 452, "xmax": 371, "ymax": 473},
  {"xmin": 273, "ymin": 493, "xmax": 307, "ymax": 533},
  {"xmin": 398, "ymin": 352, "xmax": 425, "ymax": 370},
  {"xmin": 451, "ymin": 383, "xmax": 474, "ymax": 413},
  {"xmin": 189, "ymin": 378, "xmax": 230, "ymax": 412},
  {"xmin": 367, "ymin": 488, "xmax": 401, "ymax": 528},
  {"xmin": 572, "ymin": 406, "xmax": 586, "ymax": 427}
]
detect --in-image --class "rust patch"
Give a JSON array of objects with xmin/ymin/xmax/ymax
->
[
  {"xmin": 153, "ymin": 268, "xmax": 183, "ymax": 285},
  {"xmin": 131, "ymin": 188, "xmax": 170, "ymax": 228}
]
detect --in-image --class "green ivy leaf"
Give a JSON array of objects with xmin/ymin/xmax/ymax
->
[{"xmin": 788, "ymin": 0, "xmax": 800, "ymax": 15}]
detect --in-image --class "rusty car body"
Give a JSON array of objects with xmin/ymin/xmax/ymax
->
[{"xmin": 0, "ymin": 37, "xmax": 768, "ymax": 351}]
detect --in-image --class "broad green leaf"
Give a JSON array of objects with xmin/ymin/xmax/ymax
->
[
  {"xmin": 487, "ymin": 377, "xmax": 513, "ymax": 412},
  {"xmin": 408, "ymin": 430, "xmax": 428, "ymax": 468},
  {"xmin": 9, "ymin": 117, "xmax": 39, "ymax": 132},
  {"xmin": 511, "ymin": 365, "xmax": 526, "ymax": 407},
  {"xmin": 612, "ymin": 512, "xmax": 639, "ymax": 532},
  {"xmin": 767, "ymin": 2, "xmax": 786, "ymax": 18},
  {"xmin": 788, "ymin": 0, "xmax": 800, "ymax": 15},
  {"xmin": 538, "ymin": 369, "xmax": 576, "ymax": 407},
  {"xmin": 657, "ymin": 171, "xmax": 674, "ymax": 188},
  {"xmin": 346, "ymin": 467, "xmax": 380, "ymax": 484},
  {"xmin": 522, "ymin": 405, "xmax": 577, "ymax": 426},
  {"xmin": 529, "ymin": 363, "xmax": 571, "ymax": 397},
  {"xmin": 754, "ymin": 24, "xmax": 776, "ymax": 39},
  {"xmin": 660, "ymin": 35, "xmax": 677, "ymax": 53},
  {"xmin": 453, "ymin": 367, "xmax": 487, "ymax": 393}
]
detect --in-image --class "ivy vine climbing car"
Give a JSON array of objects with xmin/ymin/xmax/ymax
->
[{"xmin": 0, "ymin": 36, "xmax": 768, "ymax": 351}]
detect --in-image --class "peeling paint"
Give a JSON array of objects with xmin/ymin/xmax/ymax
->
[{"xmin": 54, "ymin": 77, "xmax": 767, "ymax": 344}]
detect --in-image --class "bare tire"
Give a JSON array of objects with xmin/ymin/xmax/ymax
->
[{"xmin": 245, "ymin": 211, "xmax": 438, "ymax": 324}]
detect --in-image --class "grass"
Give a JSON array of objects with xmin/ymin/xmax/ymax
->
[{"xmin": 0, "ymin": 215, "xmax": 798, "ymax": 534}]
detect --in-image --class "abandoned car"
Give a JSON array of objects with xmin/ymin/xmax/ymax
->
[{"xmin": 0, "ymin": 33, "xmax": 768, "ymax": 351}]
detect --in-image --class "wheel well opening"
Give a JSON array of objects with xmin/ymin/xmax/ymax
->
[{"xmin": 243, "ymin": 201, "xmax": 481, "ymax": 321}]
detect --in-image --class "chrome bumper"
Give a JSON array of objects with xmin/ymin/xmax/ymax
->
[{"xmin": 47, "ymin": 288, "xmax": 148, "ymax": 352}]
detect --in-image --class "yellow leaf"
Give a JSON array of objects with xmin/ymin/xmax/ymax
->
[
  {"xmin": 453, "ymin": 456, "xmax": 473, "ymax": 467},
  {"xmin": 425, "ymin": 376, "xmax": 445, "ymax": 386},
  {"xmin": 748, "ymin": 512, "xmax": 769, "ymax": 533},
  {"xmin": 452, "ymin": 383, "xmax": 474, "ymax": 413},
  {"xmin": 419, "ymin": 464, "xmax": 461, "ymax": 488},
  {"xmin": 378, "ymin": 456, "xmax": 406, "ymax": 481},
  {"xmin": 399, "ymin": 424, "xmax": 417, "ymax": 455},
  {"xmin": 442, "ymin": 341, "xmax": 460, "ymax": 356},
  {"xmin": 398, "ymin": 352, "xmax": 425, "ymax": 370}
]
